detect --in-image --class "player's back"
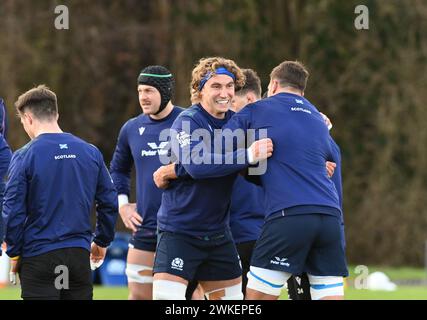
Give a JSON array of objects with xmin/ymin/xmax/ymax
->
[
  {"xmin": 11, "ymin": 132, "xmax": 106, "ymax": 257},
  {"xmin": 244, "ymin": 93, "xmax": 340, "ymax": 218}
]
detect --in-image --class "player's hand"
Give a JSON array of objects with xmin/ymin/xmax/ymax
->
[
  {"xmin": 326, "ymin": 161, "xmax": 336, "ymax": 178},
  {"xmin": 9, "ymin": 257, "xmax": 19, "ymax": 285},
  {"xmin": 90, "ymin": 242, "xmax": 106, "ymax": 270},
  {"xmin": 320, "ymin": 112, "xmax": 333, "ymax": 130},
  {"xmin": 119, "ymin": 203, "xmax": 142, "ymax": 233},
  {"xmin": 153, "ymin": 163, "xmax": 176, "ymax": 189},
  {"xmin": 248, "ymin": 138, "xmax": 273, "ymax": 164}
]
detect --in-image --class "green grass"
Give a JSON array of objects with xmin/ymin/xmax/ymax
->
[
  {"xmin": 347, "ymin": 265, "xmax": 427, "ymax": 281},
  {"xmin": 343, "ymin": 286, "xmax": 427, "ymax": 300},
  {"xmin": 1, "ymin": 285, "xmax": 427, "ymax": 300},
  {"xmin": 0, "ymin": 265, "xmax": 425, "ymax": 300},
  {"xmin": 0, "ymin": 286, "xmax": 129, "ymax": 300}
]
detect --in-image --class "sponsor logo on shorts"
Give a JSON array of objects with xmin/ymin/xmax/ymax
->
[
  {"xmin": 171, "ymin": 257, "xmax": 184, "ymax": 271},
  {"xmin": 270, "ymin": 256, "xmax": 290, "ymax": 267}
]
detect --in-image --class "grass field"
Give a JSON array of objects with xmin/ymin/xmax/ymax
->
[
  {"xmin": 1, "ymin": 285, "xmax": 427, "ymax": 300},
  {"xmin": 0, "ymin": 265, "xmax": 426, "ymax": 300}
]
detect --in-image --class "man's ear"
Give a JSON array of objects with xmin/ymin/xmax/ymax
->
[
  {"xmin": 271, "ymin": 79, "xmax": 279, "ymax": 95},
  {"xmin": 246, "ymin": 92, "xmax": 257, "ymax": 104},
  {"xmin": 22, "ymin": 112, "xmax": 30, "ymax": 123}
]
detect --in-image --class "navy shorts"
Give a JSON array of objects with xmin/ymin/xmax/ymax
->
[
  {"xmin": 129, "ymin": 227, "xmax": 157, "ymax": 252},
  {"xmin": 153, "ymin": 230, "xmax": 242, "ymax": 282},
  {"xmin": 251, "ymin": 214, "xmax": 348, "ymax": 277}
]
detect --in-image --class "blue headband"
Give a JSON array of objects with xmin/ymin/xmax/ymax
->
[{"xmin": 198, "ymin": 67, "xmax": 236, "ymax": 91}]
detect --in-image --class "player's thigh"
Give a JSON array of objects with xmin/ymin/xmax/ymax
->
[
  {"xmin": 126, "ymin": 227, "xmax": 156, "ymax": 286},
  {"xmin": 127, "ymin": 247, "xmax": 155, "ymax": 266},
  {"xmin": 153, "ymin": 272, "xmax": 189, "ymax": 300},
  {"xmin": 126, "ymin": 248, "xmax": 156, "ymax": 299},
  {"xmin": 305, "ymin": 215, "xmax": 348, "ymax": 277},
  {"xmin": 250, "ymin": 215, "xmax": 317, "ymax": 275},
  {"xmin": 19, "ymin": 252, "xmax": 60, "ymax": 300},
  {"xmin": 199, "ymin": 277, "xmax": 243, "ymax": 300},
  {"xmin": 153, "ymin": 231, "xmax": 204, "ymax": 282},
  {"xmin": 153, "ymin": 272, "xmax": 188, "ymax": 284},
  {"xmin": 61, "ymin": 248, "xmax": 92, "ymax": 300},
  {"xmin": 199, "ymin": 277, "xmax": 241, "ymax": 293},
  {"xmin": 246, "ymin": 266, "xmax": 291, "ymax": 299},
  {"xmin": 197, "ymin": 234, "xmax": 243, "ymax": 300}
]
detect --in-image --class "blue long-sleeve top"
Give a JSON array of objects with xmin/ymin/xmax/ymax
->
[
  {"xmin": 109, "ymin": 106, "xmax": 183, "ymax": 232},
  {"xmin": 330, "ymin": 137, "xmax": 343, "ymax": 210},
  {"xmin": 0, "ymin": 98, "xmax": 8, "ymax": 140},
  {"xmin": 158, "ymin": 104, "xmax": 249, "ymax": 237},
  {"xmin": 3, "ymin": 133, "xmax": 118, "ymax": 258},
  {"xmin": 0, "ymin": 135, "xmax": 12, "ymax": 244},
  {"xmin": 224, "ymin": 93, "xmax": 341, "ymax": 220},
  {"xmin": 229, "ymin": 175, "xmax": 265, "ymax": 244}
]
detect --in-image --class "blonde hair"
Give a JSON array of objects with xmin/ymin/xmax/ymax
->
[{"xmin": 190, "ymin": 57, "xmax": 245, "ymax": 104}]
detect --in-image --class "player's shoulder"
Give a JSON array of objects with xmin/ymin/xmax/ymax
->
[
  {"xmin": 174, "ymin": 105, "xmax": 207, "ymax": 126},
  {"xmin": 121, "ymin": 114, "xmax": 146, "ymax": 130},
  {"xmin": 172, "ymin": 105, "xmax": 186, "ymax": 114},
  {"xmin": 177, "ymin": 104, "xmax": 201, "ymax": 119},
  {"xmin": 64, "ymin": 133, "xmax": 101, "ymax": 155},
  {"xmin": 13, "ymin": 139, "xmax": 36, "ymax": 160},
  {"xmin": 247, "ymin": 97, "xmax": 273, "ymax": 110}
]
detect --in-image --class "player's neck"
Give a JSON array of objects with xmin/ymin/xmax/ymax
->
[
  {"xmin": 275, "ymin": 87, "xmax": 304, "ymax": 97},
  {"xmin": 33, "ymin": 122, "xmax": 63, "ymax": 138},
  {"xmin": 149, "ymin": 102, "xmax": 173, "ymax": 121}
]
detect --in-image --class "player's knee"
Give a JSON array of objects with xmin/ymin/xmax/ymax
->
[
  {"xmin": 308, "ymin": 275, "xmax": 344, "ymax": 300},
  {"xmin": 204, "ymin": 283, "xmax": 243, "ymax": 300},
  {"xmin": 152, "ymin": 280, "xmax": 187, "ymax": 300},
  {"xmin": 126, "ymin": 264, "xmax": 153, "ymax": 284},
  {"xmin": 246, "ymin": 266, "xmax": 291, "ymax": 297}
]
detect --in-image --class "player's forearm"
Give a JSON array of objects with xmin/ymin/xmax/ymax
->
[
  {"xmin": 162, "ymin": 163, "xmax": 178, "ymax": 180},
  {"xmin": 110, "ymin": 171, "xmax": 131, "ymax": 195},
  {"xmin": 4, "ymin": 229, "xmax": 24, "ymax": 258},
  {"xmin": 180, "ymin": 148, "xmax": 249, "ymax": 179},
  {"xmin": 94, "ymin": 209, "xmax": 117, "ymax": 248}
]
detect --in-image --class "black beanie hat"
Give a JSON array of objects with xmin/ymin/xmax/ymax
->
[{"xmin": 137, "ymin": 65, "xmax": 175, "ymax": 115}]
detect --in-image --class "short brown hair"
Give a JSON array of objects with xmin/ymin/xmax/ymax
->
[
  {"xmin": 236, "ymin": 69, "xmax": 262, "ymax": 99},
  {"xmin": 270, "ymin": 61, "xmax": 309, "ymax": 92},
  {"xmin": 190, "ymin": 57, "xmax": 245, "ymax": 104},
  {"xmin": 15, "ymin": 84, "xmax": 58, "ymax": 120}
]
